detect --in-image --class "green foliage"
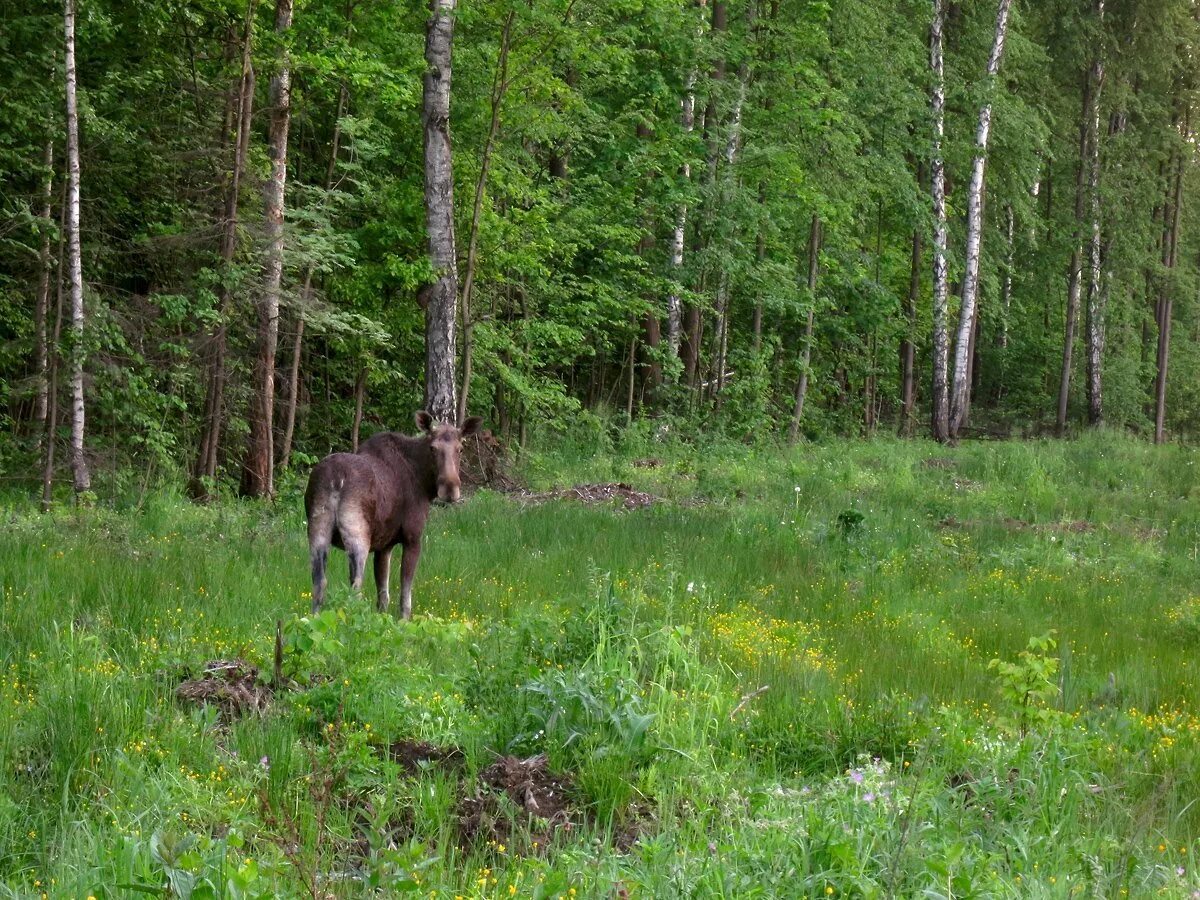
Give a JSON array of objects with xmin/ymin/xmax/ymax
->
[{"xmin": 988, "ymin": 630, "xmax": 1063, "ymax": 736}]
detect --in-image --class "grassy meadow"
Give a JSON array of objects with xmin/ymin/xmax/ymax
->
[{"xmin": 3, "ymin": 434, "xmax": 1200, "ymax": 897}]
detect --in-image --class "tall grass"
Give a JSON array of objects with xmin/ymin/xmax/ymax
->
[{"xmin": 2, "ymin": 434, "xmax": 1199, "ymax": 896}]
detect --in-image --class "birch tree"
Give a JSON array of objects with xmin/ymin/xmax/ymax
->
[
  {"xmin": 947, "ymin": 0, "xmax": 1014, "ymax": 440},
  {"xmin": 929, "ymin": 0, "xmax": 950, "ymax": 443},
  {"xmin": 64, "ymin": 0, "xmax": 90, "ymax": 496},
  {"xmin": 1083, "ymin": 0, "xmax": 1106, "ymax": 426},
  {"xmin": 421, "ymin": 0, "xmax": 459, "ymax": 425}
]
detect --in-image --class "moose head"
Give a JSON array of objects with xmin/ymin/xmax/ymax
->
[{"xmin": 415, "ymin": 410, "xmax": 483, "ymax": 504}]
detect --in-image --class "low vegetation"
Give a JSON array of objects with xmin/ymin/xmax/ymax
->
[{"xmin": 3, "ymin": 434, "xmax": 1200, "ymax": 897}]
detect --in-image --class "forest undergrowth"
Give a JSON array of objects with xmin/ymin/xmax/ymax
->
[{"xmin": 2, "ymin": 433, "xmax": 1200, "ymax": 897}]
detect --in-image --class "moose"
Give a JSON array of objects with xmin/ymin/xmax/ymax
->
[{"xmin": 304, "ymin": 411, "xmax": 483, "ymax": 618}]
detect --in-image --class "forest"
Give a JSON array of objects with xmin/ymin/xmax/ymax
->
[
  {"xmin": 2, "ymin": 0, "xmax": 1199, "ymax": 498},
  {"xmin": 7, "ymin": 3, "xmax": 1200, "ymax": 895}
]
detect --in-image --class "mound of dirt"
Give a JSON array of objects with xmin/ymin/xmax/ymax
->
[
  {"xmin": 456, "ymin": 754, "xmax": 578, "ymax": 850},
  {"xmin": 388, "ymin": 739, "xmax": 465, "ymax": 776},
  {"xmin": 516, "ymin": 483, "xmax": 659, "ymax": 510},
  {"xmin": 176, "ymin": 659, "xmax": 271, "ymax": 721},
  {"xmin": 461, "ymin": 430, "xmax": 521, "ymax": 492}
]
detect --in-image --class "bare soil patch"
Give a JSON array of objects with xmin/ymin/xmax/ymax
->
[
  {"xmin": 176, "ymin": 659, "xmax": 272, "ymax": 721},
  {"xmin": 387, "ymin": 739, "xmax": 466, "ymax": 776},
  {"xmin": 456, "ymin": 754, "xmax": 580, "ymax": 850}
]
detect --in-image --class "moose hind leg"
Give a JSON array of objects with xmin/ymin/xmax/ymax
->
[
  {"xmin": 374, "ymin": 548, "xmax": 393, "ymax": 614},
  {"xmin": 336, "ymin": 509, "xmax": 370, "ymax": 595},
  {"xmin": 399, "ymin": 541, "xmax": 422, "ymax": 621},
  {"xmin": 309, "ymin": 544, "xmax": 328, "ymax": 614}
]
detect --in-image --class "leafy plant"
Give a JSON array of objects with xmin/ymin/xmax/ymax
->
[{"xmin": 988, "ymin": 631, "xmax": 1062, "ymax": 736}]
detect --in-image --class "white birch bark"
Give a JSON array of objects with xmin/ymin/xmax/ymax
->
[
  {"xmin": 422, "ymin": 0, "xmax": 459, "ymax": 424},
  {"xmin": 712, "ymin": 74, "xmax": 747, "ymax": 398},
  {"xmin": 930, "ymin": 0, "xmax": 950, "ymax": 442},
  {"xmin": 948, "ymin": 0, "xmax": 1013, "ymax": 438},
  {"xmin": 34, "ymin": 140, "xmax": 53, "ymax": 428},
  {"xmin": 64, "ymin": 0, "xmax": 90, "ymax": 494},
  {"xmin": 1084, "ymin": 0, "xmax": 1106, "ymax": 426},
  {"xmin": 667, "ymin": 74, "xmax": 697, "ymax": 360}
]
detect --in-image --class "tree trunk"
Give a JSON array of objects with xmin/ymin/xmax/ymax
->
[
  {"xmin": 948, "ymin": 0, "xmax": 1013, "ymax": 440},
  {"xmin": 712, "ymin": 6, "xmax": 753, "ymax": 404},
  {"xmin": 241, "ymin": 0, "xmax": 293, "ymax": 499},
  {"xmin": 34, "ymin": 140, "xmax": 54, "ymax": 431},
  {"xmin": 458, "ymin": 10, "xmax": 514, "ymax": 425},
  {"xmin": 280, "ymin": 83, "xmax": 347, "ymax": 469},
  {"xmin": 930, "ymin": 0, "xmax": 950, "ymax": 443},
  {"xmin": 900, "ymin": 222, "xmax": 921, "ymax": 436},
  {"xmin": 421, "ymin": 0, "xmax": 459, "ymax": 424},
  {"xmin": 64, "ymin": 0, "xmax": 90, "ymax": 496},
  {"xmin": 1084, "ymin": 2, "xmax": 1107, "ymax": 426},
  {"xmin": 788, "ymin": 214, "xmax": 821, "ymax": 445},
  {"xmin": 194, "ymin": 4, "xmax": 255, "ymax": 496},
  {"xmin": 668, "ymin": 4, "xmax": 705, "ymax": 362},
  {"xmin": 1154, "ymin": 119, "xmax": 1186, "ymax": 445},
  {"xmin": 1057, "ymin": 60, "xmax": 1098, "ymax": 434}
]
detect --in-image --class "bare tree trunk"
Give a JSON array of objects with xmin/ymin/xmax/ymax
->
[
  {"xmin": 711, "ymin": 69, "xmax": 748, "ymax": 403},
  {"xmin": 280, "ymin": 83, "xmax": 347, "ymax": 469},
  {"xmin": 1084, "ymin": 2, "xmax": 1107, "ymax": 426},
  {"xmin": 242, "ymin": 0, "xmax": 293, "ymax": 499},
  {"xmin": 351, "ymin": 365, "xmax": 366, "ymax": 451},
  {"xmin": 625, "ymin": 332, "xmax": 636, "ymax": 425},
  {"xmin": 667, "ymin": 70, "xmax": 697, "ymax": 361},
  {"xmin": 34, "ymin": 140, "xmax": 54, "ymax": 431},
  {"xmin": 788, "ymin": 215, "xmax": 821, "ymax": 445},
  {"xmin": 64, "ymin": 0, "xmax": 90, "ymax": 496},
  {"xmin": 930, "ymin": 0, "xmax": 950, "ymax": 443},
  {"xmin": 668, "ymin": 1, "xmax": 707, "ymax": 363},
  {"xmin": 948, "ymin": 0, "xmax": 1013, "ymax": 440},
  {"xmin": 1058, "ymin": 66, "xmax": 1097, "ymax": 434},
  {"xmin": 900, "ymin": 223, "xmax": 921, "ymax": 436},
  {"xmin": 194, "ymin": 4, "xmax": 255, "ymax": 496},
  {"xmin": 421, "ymin": 0, "xmax": 459, "ymax": 424},
  {"xmin": 1155, "ymin": 120, "xmax": 1186, "ymax": 445},
  {"xmin": 457, "ymin": 11, "xmax": 513, "ymax": 425}
]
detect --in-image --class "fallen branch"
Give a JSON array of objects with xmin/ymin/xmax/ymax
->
[{"xmin": 730, "ymin": 684, "xmax": 770, "ymax": 721}]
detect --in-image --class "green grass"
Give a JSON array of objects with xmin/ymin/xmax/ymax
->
[{"xmin": 3, "ymin": 433, "xmax": 1200, "ymax": 897}]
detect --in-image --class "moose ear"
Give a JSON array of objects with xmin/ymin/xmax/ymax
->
[
  {"xmin": 415, "ymin": 410, "xmax": 434, "ymax": 433},
  {"xmin": 460, "ymin": 416, "xmax": 483, "ymax": 437}
]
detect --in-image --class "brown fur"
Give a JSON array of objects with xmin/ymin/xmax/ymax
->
[{"xmin": 304, "ymin": 411, "xmax": 482, "ymax": 618}]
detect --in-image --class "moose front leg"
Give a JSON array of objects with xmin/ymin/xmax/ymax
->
[
  {"xmin": 374, "ymin": 548, "xmax": 393, "ymax": 614},
  {"xmin": 399, "ymin": 541, "xmax": 422, "ymax": 621}
]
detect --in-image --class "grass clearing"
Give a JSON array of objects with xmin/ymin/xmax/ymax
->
[{"xmin": 2, "ymin": 434, "xmax": 1200, "ymax": 896}]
